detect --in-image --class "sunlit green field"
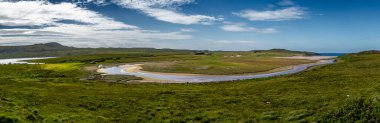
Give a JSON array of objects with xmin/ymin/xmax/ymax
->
[
  {"xmin": 142, "ymin": 53, "xmax": 311, "ymax": 75},
  {"xmin": 1, "ymin": 52, "xmax": 380, "ymax": 122}
]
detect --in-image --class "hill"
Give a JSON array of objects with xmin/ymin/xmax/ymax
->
[
  {"xmin": 0, "ymin": 42, "xmax": 74, "ymax": 58},
  {"xmin": 1, "ymin": 50, "xmax": 380, "ymax": 122},
  {"xmin": 0, "ymin": 42, "xmax": 73, "ymax": 53},
  {"xmin": 0, "ymin": 42, "xmax": 318, "ymax": 59},
  {"xmin": 0, "ymin": 42, "xmax": 193, "ymax": 59},
  {"xmin": 252, "ymin": 49, "xmax": 318, "ymax": 56}
]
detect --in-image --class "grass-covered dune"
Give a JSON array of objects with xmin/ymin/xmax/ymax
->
[{"xmin": 0, "ymin": 52, "xmax": 380, "ymax": 122}]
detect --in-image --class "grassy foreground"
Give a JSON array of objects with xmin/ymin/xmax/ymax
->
[{"xmin": 1, "ymin": 53, "xmax": 380, "ymax": 122}]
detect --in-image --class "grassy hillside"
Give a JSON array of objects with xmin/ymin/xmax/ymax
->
[
  {"xmin": 1, "ymin": 52, "xmax": 380, "ymax": 122},
  {"xmin": 26, "ymin": 45, "xmax": 314, "ymax": 75},
  {"xmin": 32, "ymin": 51, "xmax": 313, "ymax": 75},
  {"xmin": 252, "ymin": 48, "xmax": 318, "ymax": 56},
  {"xmin": 142, "ymin": 51, "xmax": 312, "ymax": 75},
  {"xmin": 0, "ymin": 42, "xmax": 193, "ymax": 59},
  {"xmin": 0, "ymin": 42, "xmax": 74, "ymax": 58},
  {"xmin": 0, "ymin": 43, "xmax": 316, "ymax": 60}
]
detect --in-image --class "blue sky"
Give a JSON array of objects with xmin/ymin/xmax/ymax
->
[{"xmin": 0, "ymin": 0, "xmax": 380, "ymax": 52}]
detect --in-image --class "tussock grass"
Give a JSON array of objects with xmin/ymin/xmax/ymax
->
[{"xmin": 1, "ymin": 53, "xmax": 380, "ymax": 122}]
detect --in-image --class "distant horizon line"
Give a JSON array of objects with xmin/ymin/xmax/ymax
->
[{"xmin": 0, "ymin": 42, "xmax": 357, "ymax": 53}]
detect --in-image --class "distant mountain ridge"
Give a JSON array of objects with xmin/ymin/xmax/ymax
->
[
  {"xmin": 252, "ymin": 49, "xmax": 318, "ymax": 56},
  {"xmin": 0, "ymin": 42, "xmax": 319, "ymax": 59},
  {"xmin": 0, "ymin": 42, "xmax": 73, "ymax": 53},
  {"xmin": 39, "ymin": 42, "xmax": 66, "ymax": 47},
  {"xmin": 0, "ymin": 42, "xmax": 193, "ymax": 58}
]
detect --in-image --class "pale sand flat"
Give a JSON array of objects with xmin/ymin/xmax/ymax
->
[
  {"xmin": 98, "ymin": 56, "xmax": 336, "ymax": 83},
  {"xmin": 124, "ymin": 64, "xmax": 143, "ymax": 73},
  {"xmin": 97, "ymin": 68, "xmax": 107, "ymax": 74}
]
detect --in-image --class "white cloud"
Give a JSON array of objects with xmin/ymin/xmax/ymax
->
[
  {"xmin": 112, "ymin": 0, "xmax": 222, "ymax": 25},
  {"xmin": 0, "ymin": 1, "xmax": 192, "ymax": 47},
  {"xmin": 221, "ymin": 23, "xmax": 278, "ymax": 33},
  {"xmin": 234, "ymin": 7, "xmax": 306, "ymax": 21},
  {"xmin": 0, "ymin": 1, "xmax": 136, "ymax": 29},
  {"xmin": 277, "ymin": 0, "xmax": 295, "ymax": 6},
  {"xmin": 112, "ymin": 0, "xmax": 195, "ymax": 8},
  {"xmin": 180, "ymin": 28, "xmax": 197, "ymax": 32}
]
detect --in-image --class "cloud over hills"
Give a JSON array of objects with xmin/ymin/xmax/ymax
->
[
  {"xmin": 112, "ymin": 0, "xmax": 223, "ymax": 25},
  {"xmin": 221, "ymin": 22, "xmax": 278, "ymax": 34},
  {"xmin": 0, "ymin": 1, "xmax": 192, "ymax": 47},
  {"xmin": 0, "ymin": 0, "xmax": 318, "ymax": 51}
]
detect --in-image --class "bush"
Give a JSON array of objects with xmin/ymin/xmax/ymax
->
[
  {"xmin": 0, "ymin": 116, "xmax": 19, "ymax": 123},
  {"xmin": 320, "ymin": 97, "xmax": 380, "ymax": 123}
]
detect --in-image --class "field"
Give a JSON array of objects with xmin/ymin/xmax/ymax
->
[
  {"xmin": 1, "ymin": 51, "xmax": 380, "ymax": 122},
  {"xmin": 34, "ymin": 50, "xmax": 313, "ymax": 75}
]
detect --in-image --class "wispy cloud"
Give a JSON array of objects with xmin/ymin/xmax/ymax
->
[
  {"xmin": 0, "ymin": 1, "xmax": 192, "ymax": 47},
  {"xmin": 221, "ymin": 22, "xmax": 278, "ymax": 33},
  {"xmin": 0, "ymin": 2, "xmax": 137, "ymax": 28},
  {"xmin": 180, "ymin": 28, "xmax": 197, "ymax": 32},
  {"xmin": 234, "ymin": 7, "xmax": 306, "ymax": 21},
  {"xmin": 112, "ymin": 0, "xmax": 222, "ymax": 25},
  {"xmin": 277, "ymin": 0, "xmax": 295, "ymax": 6}
]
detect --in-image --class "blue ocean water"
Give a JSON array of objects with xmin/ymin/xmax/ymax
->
[{"xmin": 318, "ymin": 53, "xmax": 347, "ymax": 56}]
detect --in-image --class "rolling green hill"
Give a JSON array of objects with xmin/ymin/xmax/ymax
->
[
  {"xmin": 0, "ymin": 42, "xmax": 317, "ymax": 59},
  {"xmin": 0, "ymin": 42, "xmax": 193, "ymax": 58}
]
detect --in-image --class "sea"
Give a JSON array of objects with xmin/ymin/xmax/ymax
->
[{"xmin": 318, "ymin": 53, "xmax": 348, "ymax": 56}]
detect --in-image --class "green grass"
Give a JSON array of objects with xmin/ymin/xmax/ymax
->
[
  {"xmin": 32, "ymin": 53, "xmax": 203, "ymax": 64},
  {"xmin": 320, "ymin": 97, "xmax": 380, "ymax": 122},
  {"xmin": 34, "ymin": 51, "xmax": 312, "ymax": 75},
  {"xmin": 142, "ymin": 56, "xmax": 311, "ymax": 75},
  {"xmin": 42, "ymin": 63, "xmax": 83, "ymax": 72},
  {"xmin": 0, "ymin": 42, "xmax": 195, "ymax": 59},
  {"xmin": 96, "ymin": 75, "xmax": 143, "ymax": 83},
  {"xmin": 2, "ymin": 53, "xmax": 380, "ymax": 122}
]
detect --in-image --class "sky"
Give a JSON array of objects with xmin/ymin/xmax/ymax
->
[{"xmin": 0, "ymin": 0, "xmax": 380, "ymax": 53}]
